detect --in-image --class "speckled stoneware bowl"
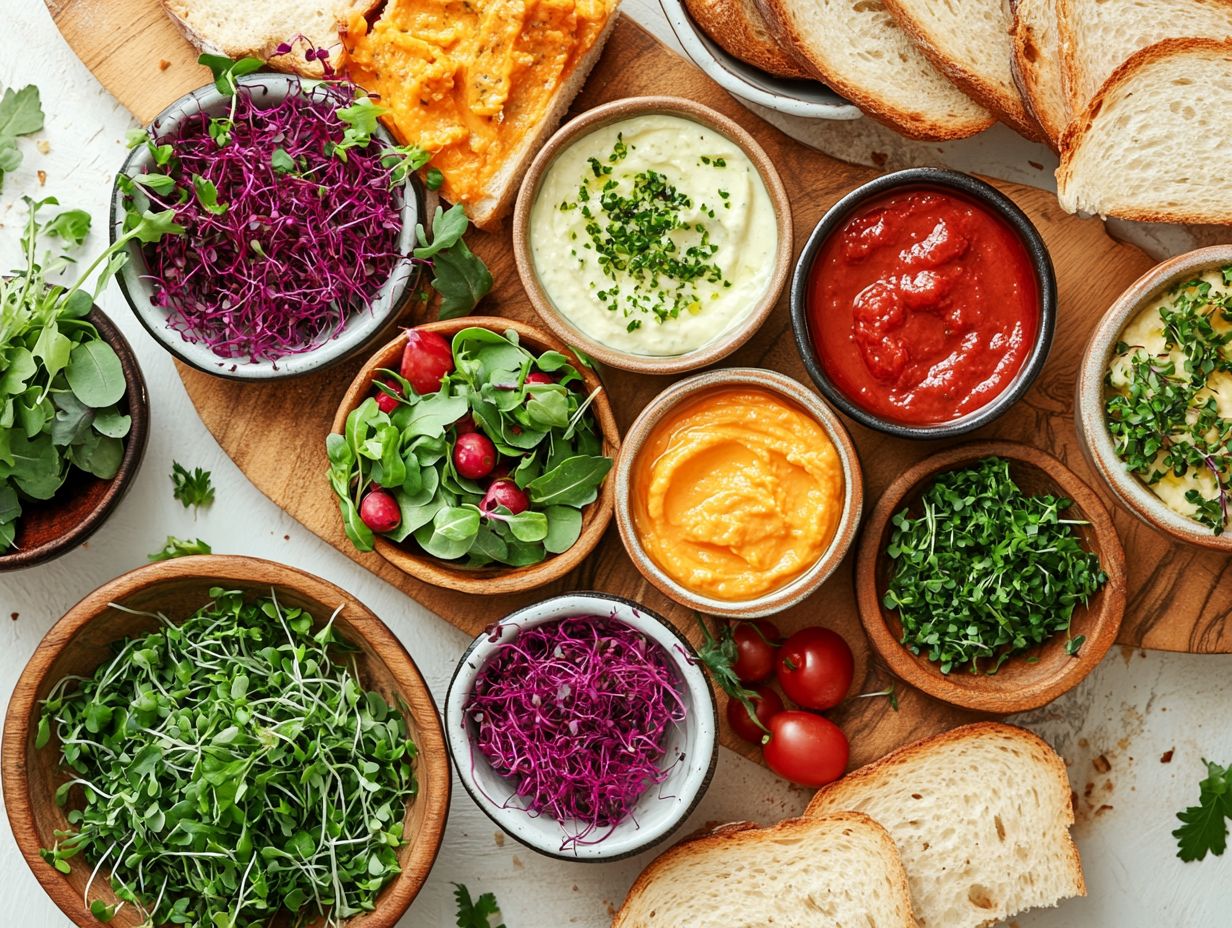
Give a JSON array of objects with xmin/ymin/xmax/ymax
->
[
  {"xmin": 1077, "ymin": 245, "xmax": 1232, "ymax": 552},
  {"xmin": 111, "ymin": 73, "xmax": 420, "ymax": 381},
  {"xmin": 614, "ymin": 368, "xmax": 863, "ymax": 617},
  {"xmin": 657, "ymin": 0, "xmax": 862, "ymax": 120},
  {"xmin": 790, "ymin": 168, "xmax": 1057, "ymax": 440},
  {"xmin": 444, "ymin": 592, "xmax": 717, "ymax": 862},
  {"xmin": 511, "ymin": 96, "xmax": 793, "ymax": 376}
]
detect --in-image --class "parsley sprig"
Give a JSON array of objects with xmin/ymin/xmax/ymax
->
[
  {"xmin": 883, "ymin": 457, "xmax": 1107, "ymax": 674},
  {"xmin": 455, "ymin": 884, "xmax": 507, "ymax": 928},
  {"xmin": 1175, "ymin": 760, "xmax": 1232, "ymax": 861},
  {"xmin": 170, "ymin": 461, "xmax": 214, "ymax": 512}
]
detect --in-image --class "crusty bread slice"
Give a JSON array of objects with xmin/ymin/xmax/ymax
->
[
  {"xmin": 1057, "ymin": 38, "xmax": 1232, "ymax": 222},
  {"xmin": 881, "ymin": 0, "xmax": 1042, "ymax": 140},
  {"xmin": 756, "ymin": 0, "xmax": 994, "ymax": 140},
  {"xmin": 1057, "ymin": 0, "xmax": 1232, "ymax": 116},
  {"xmin": 807, "ymin": 723, "xmax": 1084, "ymax": 928},
  {"xmin": 612, "ymin": 814, "xmax": 918, "ymax": 928},
  {"xmin": 161, "ymin": 0, "xmax": 357, "ymax": 77},
  {"xmin": 1010, "ymin": 0, "xmax": 1068, "ymax": 147},
  {"xmin": 684, "ymin": 0, "xmax": 812, "ymax": 80}
]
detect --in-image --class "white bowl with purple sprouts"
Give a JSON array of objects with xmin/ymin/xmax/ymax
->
[
  {"xmin": 110, "ymin": 72, "xmax": 421, "ymax": 381},
  {"xmin": 445, "ymin": 592, "xmax": 718, "ymax": 861}
]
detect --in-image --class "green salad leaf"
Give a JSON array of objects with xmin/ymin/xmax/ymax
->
[
  {"xmin": 170, "ymin": 461, "xmax": 214, "ymax": 511},
  {"xmin": 1175, "ymin": 760, "xmax": 1232, "ymax": 861},
  {"xmin": 454, "ymin": 884, "xmax": 507, "ymax": 928},
  {"xmin": 0, "ymin": 84, "xmax": 44, "ymax": 192}
]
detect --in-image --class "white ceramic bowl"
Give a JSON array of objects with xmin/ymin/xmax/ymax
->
[
  {"xmin": 111, "ymin": 73, "xmax": 420, "ymax": 380},
  {"xmin": 445, "ymin": 592, "xmax": 718, "ymax": 861},
  {"xmin": 658, "ymin": 0, "xmax": 862, "ymax": 120}
]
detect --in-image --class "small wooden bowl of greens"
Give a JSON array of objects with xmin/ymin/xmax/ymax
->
[
  {"xmin": 2, "ymin": 555, "xmax": 450, "ymax": 928},
  {"xmin": 855, "ymin": 441, "xmax": 1127, "ymax": 714},
  {"xmin": 328, "ymin": 316, "xmax": 621, "ymax": 594}
]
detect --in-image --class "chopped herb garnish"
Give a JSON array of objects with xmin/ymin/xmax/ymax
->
[
  {"xmin": 147, "ymin": 535, "xmax": 212, "ymax": 560},
  {"xmin": 169, "ymin": 461, "xmax": 214, "ymax": 511}
]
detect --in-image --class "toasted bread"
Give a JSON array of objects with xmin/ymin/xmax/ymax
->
[
  {"xmin": 612, "ymin": 813, "xmax": 918, "ymax": 928},
  {"xmin": 807, "ymin": 723, "xmax": 1085, "ymax": 928},
  {"xmin": 755, "ymin": 0, "xmax": 995, "ymax": 141},
  {"xmin": 684, "ymin": 0, "xmax": 811, "ymax": 79},
  {"xmin": 1010, "ymin": 0, "xmax": 1068, "ymax": 147},
  {"xmin": 1058, "ymin": 38, "xmax": 1232, "ymax": 223}
]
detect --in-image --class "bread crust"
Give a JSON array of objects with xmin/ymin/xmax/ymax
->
[
  {"xmin": 1057, "ymin": 36, "xmax": 1232, "ymax": 223},
  {"xmin": 753, "ymin": 0, "xmax": 996, "ymax": 141},
  {"xmin": 683, "ymin": 0, "xmax": 812, "ymax": 79},
  {"xmin": 881, "ymin": 0, "xmax": 1045, "ymax": 141},
  {"xmin": 1009, "ymin": 0, "xmax": 1066, "ymax": 149}
]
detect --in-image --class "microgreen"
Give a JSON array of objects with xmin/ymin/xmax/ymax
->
[
  {"xmin": 147, "ymin": 535, "xmax": 211, "ymax": 560},
  {"xmin": 0, "ymin": 83, "xmax": 44, "ymax": 192},
  {"xmin": 169, "ymin": 461, "xmax": 214, "ymax": 512},
  {"xmin": 1175, "ymin": 760, "xmax": 1232, "ymax": 861},
  {"xmin": 37, "ymin": 589, "xmax": 418, "ymax": 926},
  {"xmin": 694, "ymin": 614, "xmax": 770, "ymax": 736},
  {"xmin": 883, "ymin": 457, "xmax": 1107, "ymax": 674},
  {"xmin": 454, "ymin": 884, "xmax": 506, "ymax": 928}
]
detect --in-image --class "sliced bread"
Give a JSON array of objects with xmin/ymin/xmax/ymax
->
[
  {"xmin": 880, "ymin": 0, "xmax": 1042, "ymax": 140},
  {"xmin": 161, "ymin": 0, "xmax": 357, "ymax": 76},
  {"xmin": 755, "ymin": 0, "xmax": 995, "ymax": 140},
  {"xmin": 612, "ymin": 814, "xmax": 918, "ymax": 928},
  {"xmin": 1057, "ymin": 38, "xmax": 1232, "ymax": 222},
  {"xmin": 1010, "ymin": 0, "xmax": 1068, "ymax": 147},
  {"xmin": 806, "ymin": 722, "xmax": 1084, "ymax": 928},
  {"xmin": 1058, "ymin": 0, "xmax": 1232, "ymax": 120},
  {"xmin": 684, "ymin": 0, "xmax": 812, "ymax": 80}
]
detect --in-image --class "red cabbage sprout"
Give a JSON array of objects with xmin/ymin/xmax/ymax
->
[{"xmin": 466, "ymin": 614, "xmax": 688, "ymax": 852}]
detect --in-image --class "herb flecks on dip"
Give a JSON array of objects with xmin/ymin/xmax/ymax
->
[
  {"xmin": 631, "ymin": 388, "xmax": 844, "ymax": 601},
  {"xmin": 1106, "ymin": 268, "xmax": 1232, "ymax": 534},
  {"xmin": 530, "ymin": 114, "xmax": 777, "ymax": 357}
]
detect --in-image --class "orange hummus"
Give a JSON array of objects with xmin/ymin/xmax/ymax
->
[
  {"xmin": 342, "ymin": 0, "xmax": 615, "ymax": 208},
  {"xmin": 632, "ymin": 388, "xmax": 844, "ymax": 601}
]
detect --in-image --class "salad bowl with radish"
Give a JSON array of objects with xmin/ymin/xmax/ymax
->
[{"xmin": 328, "ymin": 318, "xmax": 620, "ymax": 593}]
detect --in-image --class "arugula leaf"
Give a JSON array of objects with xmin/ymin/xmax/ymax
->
[
  {"xmin": 191, "ymin": 175, "xmax": 227, "ymax": 215},
  {"xmin": 0, "ymin": 84, "xmax": 44, "ymax": 191},
  {"xmin": 148, "ymin": 536, "xmax": 212, "ymax": 561},
  {"xmin": 1175, "ymin": 761, "xmax": 1232, "ymax": 862},
  {"xmin": 454, "ymin": 883, "xmax": 506, "ymax": 928},
  {"xmin": 44, "ymin": 209, "xmax": 91, "ymax": 246},
  {"xmin": 527, "ymin": 455, "xmax": 612, "ymax": 507},
  {"xmin": 414, "ymin": 205, "xmax": 469, "ymax": 260},
  {"xmin": 170, "ymin": 461, "xmax": 215, "ymax": 511},
  {"xmin": 333, "ymin": 95, "xmax": 388, "ymax": 159},
  {"xmin": 412, "ymin": 204, "xmax": 492, "ymax": 319},
  {"xmin": 198, "ymin": 53, "xmax": 263, "ymax": 96}
]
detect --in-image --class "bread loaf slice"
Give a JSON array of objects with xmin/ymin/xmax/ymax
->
[
  {"xmin": 161, "ymin": 0, "xmax": 357, "ymax": 77},
  {"xmin": 684, "ymin": 0, "xmax": 812, "ymax": 79},
  {"xmin": 1010, "ymin": 0, "xmax": 1068, "ymax": 147},
  {"xmin": 1058, "ymin": 0, "xmax": 1232, "ymax": 120},
  {"xmin": 1057, "ymin": 38, "xmax": 1232, "ymax": 222},
  {"xmin": 880, "ymin": 0, "xmax": 1043, "ymax": 139},
  {"xmin": 612, "ymin": 814, "xmax": 918, "ymax": 928},
  {"xmin": 807, "ymin": 723, "xmax": 1084, "ymax": 928},
  {"xmin": 756, "ymin": 0, "xmax": 994, "ymax": 140}
]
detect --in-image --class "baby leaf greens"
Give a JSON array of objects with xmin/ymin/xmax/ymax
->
[
  {"xmin": 454, "ymin": 884, "xmax": 507, "ymax": 928},
  {"xmin": 147, "ymin": 535, "xmax": 212, "ymax": 561},
  {"xmin": 38, "ymin": 589, "xmax": 418, "ymax": 927},
  {"xmin": 170, "ymin": 461, "xmax": 214, "ymax": 512},
  {"xmin": 1175, "ymin": 760, "xmax": 1232, "ymax": 861},
  {"xmin": 0, "ymin": 83, "xmax": 44, "ymax": 192},
  {"xmin": 883, "ymin": 457, "xmax": 1107, "ymax": 674}
]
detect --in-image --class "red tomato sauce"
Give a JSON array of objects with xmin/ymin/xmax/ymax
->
[{"xmin": 807, "ymin": 188, "xmax": 1039, "ymax": 425}]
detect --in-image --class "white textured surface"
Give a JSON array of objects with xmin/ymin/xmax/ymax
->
[{"xmin": 1, "ymin": 2, "xmax": 1230, "ymax": 926}]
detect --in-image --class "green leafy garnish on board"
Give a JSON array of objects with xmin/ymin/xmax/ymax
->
[
  {"xmin": 415, "ymin": 204, "xmax": 493, "ymax": 320},
  {"xmin": 883, "ymin": 457, "xmax": 1107, "ymax": 675},
  {"xmin": 1175, "ymin": 760, "xmax": 1232, "ymax": 861},
  {"xmin": 1105, "ymin": 270, "xmax": 1232, "ymax": 535},
  {"xmin": 694, "ymin": 614, "xmax": 770, "ymax": 736},
  {"xmin": 37, "ymin": 588, "xmax": 419, "ymax": 927},
  {"xmin": 0, "ymin": 84, "xmax": 45, "ymax": 192},
  {"xmin": 147, "ymin": 535, "xmax": 211, "ymax": 561},
  {"xmin": 455, "ymin": 884, "xmax": 507, "ymax": 928},
  {"xmin": 170, "ymin": 461, "xmax": 214, "ymax": 511}
]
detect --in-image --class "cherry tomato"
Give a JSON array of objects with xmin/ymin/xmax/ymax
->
[
  {"xmin": 359, "ymin": 489, "xmax": 401, "ymax": 533},
  {"xmin": 776, "ymin": 627, "xmax": 854, "ymax": 711},
  {"xmin": 726, "ymin": 685, "xmax": 784, "ymax": 743},
  {"xmin": 480, "ymin": 479, "xmax": 529, "ymax": 515},
  {"xmin": 454, "ymin": 432, "xmax": 497, "ymax": 480},
  {"xmin": 762, "ymin": 711, "xmax": 849, "ymax": 788},
  {"xmin": 525, "ymin": 372, "xmax": 555, "ymax": 385},
  {"xmin": 399, "ymin": 329, "xmax": 453, "ymax": 395},
  {"xmin": 374, "ymin": 378, "xmax": 401, "ymax": 414},
  {"xmin": 731, "ymin": 620, "xmax": 781, "ymax": 684}
]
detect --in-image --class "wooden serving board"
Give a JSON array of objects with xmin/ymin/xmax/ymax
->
[{"xmin": 48, "ymin": 1, "xmax": 1232, "ymax": 768}]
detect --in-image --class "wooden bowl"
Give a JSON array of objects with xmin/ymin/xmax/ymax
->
[
  {"xmin": 1077, "ymin": 245, "xmax": 1232, "ymax": 551},
  {"xmin": 1, "ymin": 555, "xmax": 450, "ymax": 928},
  {"xmin": 855, "ymin": 441, "xmax": 1126, "ymax": 714},
  {"xmin": 330, "ymin": 316, "xmax": 621, "ymax": 594},
  {"xmin": 0, "ymin": 308, "xmax": 149, "ymax": 571},
  {"xmin": 511, "ymin": 95, "xmax": 793, "ymax": 375},
  {"xmin": 614, "ymin": 367, "xmax": 863, "ymax": 617}
]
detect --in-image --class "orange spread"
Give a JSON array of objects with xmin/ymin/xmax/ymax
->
[
  {"xmin": 342, "ymin": 0, "xmax": 615, "ymax": 208},
  {"xmin": 631, "ymin": 388, "xmax": 844, "ymax": 601}
]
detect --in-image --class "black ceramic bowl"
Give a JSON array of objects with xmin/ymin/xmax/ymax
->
[{"xmin": 790, "ymin": 168, "xmax": 1057, "ymax": 440}]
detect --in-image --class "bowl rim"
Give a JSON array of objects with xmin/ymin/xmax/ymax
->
[
  {"xmin": 329, "ymin": 316, "xmax": 622, "ymax": 593},
  {"xmin": 442, "ymin": 590, "xmax": 719, "ymax": 862},
  {"xmin": 656, "ymin": 0, "xmax": 863, "ymax": 120},
  {"xmin": 0, "ymin": 306, "xmax": 149, "ymax": 571},
  {"xmin": 789, "ymin": 167, "xmax": 1058, "ymax": 440},
  {"xmin": 1077, "ymin": 244, "xmax": 1232, "ymax": 552},
  {"xmin": 0, "ymin": 554, "xmax": 451, "ymax": 928},
  {"xmin": 613, "ymin": 367, "xmax": 864, "ymax": 617},
  {"xmin": 511, "ymin": 95, "xmax": 794, "ymax": 375},
  {"xmin": 854, "ymin": 440, "xmax": 1127, "ymax": 713},
  {"xmin": 109, "ymin": 72, "xmax": 420, "ymax": 382}
]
